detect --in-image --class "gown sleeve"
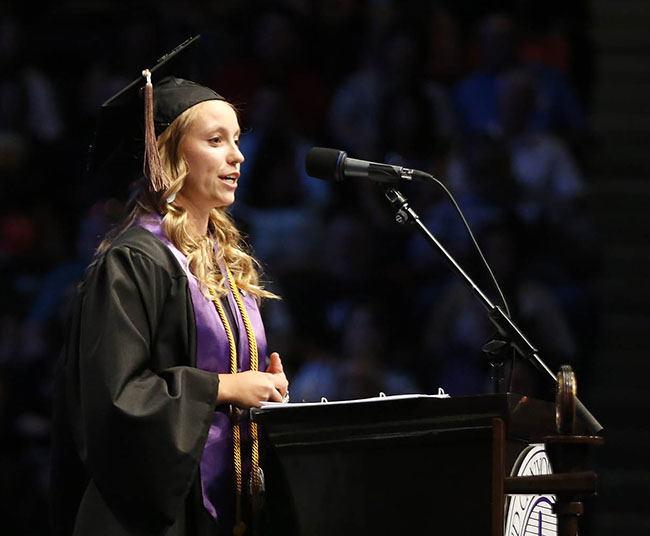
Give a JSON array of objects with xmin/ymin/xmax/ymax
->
[{"xmin": 60, "ymin": 238, "xmax": 219, "ymax": 533}]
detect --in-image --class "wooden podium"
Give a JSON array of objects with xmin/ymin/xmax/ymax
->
[{"xmin": 251, "ymin": 393, "xmax": 596, "ymax": 536}]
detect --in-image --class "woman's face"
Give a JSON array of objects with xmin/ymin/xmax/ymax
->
[{"xmin": 180, "ymin": 100, "xmax": 244, "ymax": 212}]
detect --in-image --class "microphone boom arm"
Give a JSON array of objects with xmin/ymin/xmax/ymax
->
[{"xmin": 385, "ymin": 188, "xmax": 603, "ymax": 435}]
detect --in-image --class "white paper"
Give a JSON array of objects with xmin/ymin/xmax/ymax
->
[{"xmin": 260, "ymin": 389, "xmax": 449, "ymax": 408}]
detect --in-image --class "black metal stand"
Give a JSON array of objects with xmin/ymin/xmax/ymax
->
[
  {"xmin": 482, "ymin": 337, "xmax": 509, "ymax": 394},
  {"xmin": 384, "ymin": 188, "xmax": 603, "ymax": 434}
]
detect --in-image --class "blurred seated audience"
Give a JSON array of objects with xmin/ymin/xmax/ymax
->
[
  {"xmin": 418, "ymin": 223, "xmax": 579, "ymax": 398},
  {"xmin": 454, "ymin": 12, "xmax": 588, "ymax": 150}
]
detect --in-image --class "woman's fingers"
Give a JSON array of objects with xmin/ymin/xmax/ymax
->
[
  {"xmin": 271, "ymin": 371, "xmax": 289, "ymax": 398},
  {"xmin": 266, "ymin": 381, "xmax": 284, "ymax": 403},
  {"xmin": 267, "ymin": 352, "xmax": 288, "ymax": 398},
  {"xmin": 217, "ymin": 371, "xmax": 287, "ymax": 407},
  {"xmin": 267, "ymin": 352, "xmax": 283, "ymax": 374}
]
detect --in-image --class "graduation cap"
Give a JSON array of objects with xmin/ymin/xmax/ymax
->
[{"xmin": 88, "ymin": 35, "xmax": 225, "ymax": 190}]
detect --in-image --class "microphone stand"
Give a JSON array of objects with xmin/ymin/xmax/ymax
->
[{"xmin": 384, "ymin": 188, "xmax": 603, "ymax": 435}]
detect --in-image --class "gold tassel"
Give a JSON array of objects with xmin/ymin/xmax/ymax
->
[{"xmin": 141, "ymin": 69, "xmax": 166, "ymax": 192}]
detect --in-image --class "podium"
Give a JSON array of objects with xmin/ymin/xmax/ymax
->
[{"xmin": 251, "ymin": 393, "xmax": 593, "ymax": 535}]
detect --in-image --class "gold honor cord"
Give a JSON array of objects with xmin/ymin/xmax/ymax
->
[{"xmin": 209, "ymin": 266, "xmax": 262, "ymax": 536}]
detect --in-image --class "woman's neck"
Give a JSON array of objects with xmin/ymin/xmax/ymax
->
[{"xmin": 178, "ymin": 197, "xmax": 210, "ymax": 236}]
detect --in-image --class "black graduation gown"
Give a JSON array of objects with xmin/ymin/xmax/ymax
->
[{"xmin": 50, "ymin": 226, "xmax": 220, "ymax": 535}]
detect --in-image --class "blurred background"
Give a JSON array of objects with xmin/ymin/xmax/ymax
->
[{"xmin": 0, "ymin": 0, "xmax": 648, "ymax": 533}]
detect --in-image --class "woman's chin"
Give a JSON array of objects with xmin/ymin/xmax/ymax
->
[{"xmin": 214, "ymin": 194, "xmax": 236, "ymax": 209}]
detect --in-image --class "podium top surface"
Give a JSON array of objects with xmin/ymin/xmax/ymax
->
[{"xmin": 252, "ymin": 393, "xmax": 578, "ymax": 444}]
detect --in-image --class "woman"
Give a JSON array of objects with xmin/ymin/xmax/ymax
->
[{"xmin": 51, "ymin": 38, "xmax": 288, "ymax": 536}]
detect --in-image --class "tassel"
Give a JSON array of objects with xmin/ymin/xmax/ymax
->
[{"xmin": 141, "ymin": 69, "xmax": 166, "ymax": 192}]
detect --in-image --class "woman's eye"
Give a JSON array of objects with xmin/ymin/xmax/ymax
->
[{"xmin": 209, "ymin": 136, "xmax": 222, "ymax": 144}]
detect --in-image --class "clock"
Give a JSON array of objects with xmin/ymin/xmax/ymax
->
[{"xmin": 504, "ymin": 444, "xmax": 557, "ymax": 536}]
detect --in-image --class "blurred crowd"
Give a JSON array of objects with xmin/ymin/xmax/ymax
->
[{"xmin": 0, "ymin": 0, "xmax": 600, "ymax": 531}]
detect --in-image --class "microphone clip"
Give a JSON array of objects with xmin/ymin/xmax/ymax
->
[{"xmin": 384, "ymin": 188, "xmax": 412, "ymax": 225}]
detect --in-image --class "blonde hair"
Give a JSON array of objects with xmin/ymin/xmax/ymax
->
[{"xmin": 97, "ymin": 101, "xmax": 277, "ymax": 303}]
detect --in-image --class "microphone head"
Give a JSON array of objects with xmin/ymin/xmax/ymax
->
[{"xmin": 305, "ymin": 147, "xmax": 346, "ymax": 181}]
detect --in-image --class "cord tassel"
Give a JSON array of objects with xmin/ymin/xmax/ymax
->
[{"xmin": 141, "ymin": 69, "xmax": 166, "ymax": 192}]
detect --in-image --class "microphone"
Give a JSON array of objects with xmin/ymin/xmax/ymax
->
[{"xmin": 305, "ymin": 147, "xmax": 434, "ymax": 183}]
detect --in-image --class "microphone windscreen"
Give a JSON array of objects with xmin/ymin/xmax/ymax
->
[{"xmin": 305, "ymin": 147, "xmax": 344, "ymax": 181}]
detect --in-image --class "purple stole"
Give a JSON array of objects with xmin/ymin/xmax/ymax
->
[{"xmin": 137, "ymin": 214, "xmax": 267, "ymax": 524}]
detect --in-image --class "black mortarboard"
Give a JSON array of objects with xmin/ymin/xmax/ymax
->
[{"xmin": 88, "ymin": 35, "xmax": 224, "ymax": 187}]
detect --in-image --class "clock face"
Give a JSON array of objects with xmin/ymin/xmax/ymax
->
[{"xmin": 504, "ymin": 444, "xmax": 557, "ymax": 536}]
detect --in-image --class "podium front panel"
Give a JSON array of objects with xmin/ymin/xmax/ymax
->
[{"xmin": 253, "ymin": 394, "xmax": 557, "ymax": 535}]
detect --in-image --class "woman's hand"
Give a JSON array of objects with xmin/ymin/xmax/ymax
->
[{"xmin": 217, "ymin": 352, "xmax": 289, "ymax": 408}]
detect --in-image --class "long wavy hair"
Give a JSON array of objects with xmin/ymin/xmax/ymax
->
[{"xmin": 96, "ymin": 102, "xmax": 277, "ymax": 303}]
